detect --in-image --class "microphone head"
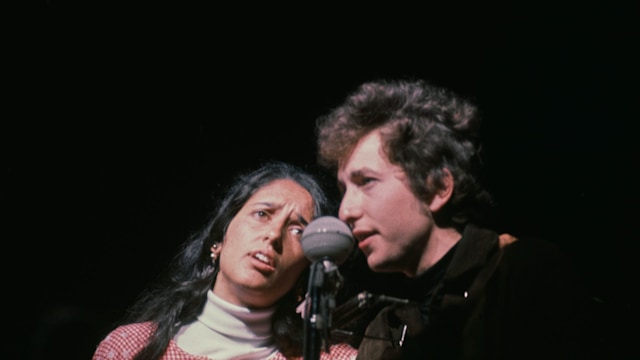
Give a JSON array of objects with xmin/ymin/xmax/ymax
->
[{"xmin": 301, "ymin": 216, "xmax": 355, "ymax": 264}]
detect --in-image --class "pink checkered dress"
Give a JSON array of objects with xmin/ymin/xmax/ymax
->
[{"xmin": 93, "ymin": 322, "xmax": 358, "ymax": 360}]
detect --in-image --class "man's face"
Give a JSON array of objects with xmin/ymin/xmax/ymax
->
[{"xmin": 337, "ymin": 130, "xmax": 432, "ymax": 276}]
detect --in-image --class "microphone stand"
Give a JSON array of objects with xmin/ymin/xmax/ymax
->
[{"xmin": 303, "ymin": 258, "xmax": 344, "ymax": 360}]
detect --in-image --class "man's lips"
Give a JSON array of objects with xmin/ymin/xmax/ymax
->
[
  {"xmin": 358, "ymin": 238, "xmax": 372, "ymax": 252},
  {"xmin": 352, "ymin": 229, "xmax": 373, "ymax": 242},
  {"xmin": 352, "ymin": 229, "xmax": 374, "ymax": 250}
]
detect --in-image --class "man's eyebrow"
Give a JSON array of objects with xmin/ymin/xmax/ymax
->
[
  {"xmin": 350, "ymin": 169, "xmax": 366, "ymax": 178},
  {"xmin": 346, "ymin": 169, "xmax": 370, "ymax": 183}
]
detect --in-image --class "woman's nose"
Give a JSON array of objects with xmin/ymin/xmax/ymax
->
[{"xmin": 264, "ymin": 227, "xmax": 280, "ymax": 242}]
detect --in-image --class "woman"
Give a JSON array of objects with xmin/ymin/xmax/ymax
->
[{"xmin": 93, "ymin": 161, "xmax": 357, "ymax": 359}]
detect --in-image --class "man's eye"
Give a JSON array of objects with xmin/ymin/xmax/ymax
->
[
  {"xmin": 291, "ymin": 227, "xmax": 304, "ymax": 236},
  {"xmin": 357, "ymin": 177, "xmax": 375, "ymax": 186}
]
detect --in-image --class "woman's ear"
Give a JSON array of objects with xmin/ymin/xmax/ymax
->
[
  {"xmin": 428, "ymin": 168, "xmax": 454, "ymax": 212},
  {"xmin": 210, "ymin": 242, "xmax": 222, "ymax": 261}
]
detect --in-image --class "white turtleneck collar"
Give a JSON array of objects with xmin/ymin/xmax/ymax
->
[{"xmin": 174, "ymin": 289, "xmax": 278, "ymax": 359}]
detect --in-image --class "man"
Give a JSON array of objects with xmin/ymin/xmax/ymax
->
[{"xmin": 316, "ymin": 79, "xmax": 595, "ymax": 359}]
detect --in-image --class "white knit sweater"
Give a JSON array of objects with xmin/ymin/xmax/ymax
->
[{"xmin": 173, "ymin": 290, "xmax": 278, "ymax": 360}]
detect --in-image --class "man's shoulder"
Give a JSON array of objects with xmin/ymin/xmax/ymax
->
[{"xmin": 501, "ymin": 234, "xmax": 570, "ymax": 263}]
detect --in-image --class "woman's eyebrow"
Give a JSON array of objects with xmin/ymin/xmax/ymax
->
[{"xmin": 297, "ymin": 214, "xmax": 310, "ymax": 226}]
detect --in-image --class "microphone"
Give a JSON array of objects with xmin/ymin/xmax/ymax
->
[
  {"xmin": 300, "ymin": 216, "xmax": 355, "ymax": 359},
  {"xmin": 301, "ymin": 216, "xmax": 355, "ymax": 265}
]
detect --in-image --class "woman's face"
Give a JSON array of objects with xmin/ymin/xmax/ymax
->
[{"xmin": 213, "ymin": 179, "xmax": 314, "ymax": 308}]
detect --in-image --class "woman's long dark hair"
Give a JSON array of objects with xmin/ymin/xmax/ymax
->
[{"xmin": 118, "ymin": 161, "xmax": 333, "ymax": 359}]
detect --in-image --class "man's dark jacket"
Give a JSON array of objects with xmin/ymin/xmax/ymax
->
[{"xmin": 355, "ymin": 224, "xmax": 595, "ymax": 360}]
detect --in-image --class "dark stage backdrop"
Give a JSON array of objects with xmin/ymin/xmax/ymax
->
[{"xmin": 5, "ymin": 2, "xmax": 637, "ymax": 359}]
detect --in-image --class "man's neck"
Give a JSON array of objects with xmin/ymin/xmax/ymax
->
[{"xmin": 415, "ymin": 227, "xmax": 461, "ymax": 277}]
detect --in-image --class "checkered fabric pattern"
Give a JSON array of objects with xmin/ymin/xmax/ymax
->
[{"xmin": 93, "ymin": 322, "xmax": 357, "ymax": 359}]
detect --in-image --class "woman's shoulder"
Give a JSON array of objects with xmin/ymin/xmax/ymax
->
[
  {"xmin": 94, "ymin": 322, "xmax": 357, "ymax": 360},
  {"xmin": 109, "ymin": 321, "xmax": 157, "ymax": 338},
  {"xmin": 269, "ymin": 343, "xmax": 358, "ymax": 360},
  {"xmin": 93, "ymin": 321, "xmax": 210, "ymax": 360},
  {"xmin": 322, "ymin": 343, "xmax": 358, "ymax": 359},
  {"xmin": 92, "ymin": 322, "xmax": 155, "ymax": 359},
  {"xmin": 98, "ymin": 322, "xmax": 157, "ymax": 346}
]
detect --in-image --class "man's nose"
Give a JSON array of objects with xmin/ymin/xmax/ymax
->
[{"xmin": 338, "ymin": 189, "xmax": 362, "ymax": 226}]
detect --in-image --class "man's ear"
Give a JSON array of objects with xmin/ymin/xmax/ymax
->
[{"xmin": 428, "ymin": 168, "xmax": 454, "ymax": 212}]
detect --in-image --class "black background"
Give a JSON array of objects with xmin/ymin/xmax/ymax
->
[{"xmin": 5, "ymin": 2, "xmax": 638, "ymax": 359}]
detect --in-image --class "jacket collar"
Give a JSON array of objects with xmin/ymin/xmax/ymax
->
[{"xmin": 443, "ymin": 223, "xmax": 500, "ymax": 282}]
